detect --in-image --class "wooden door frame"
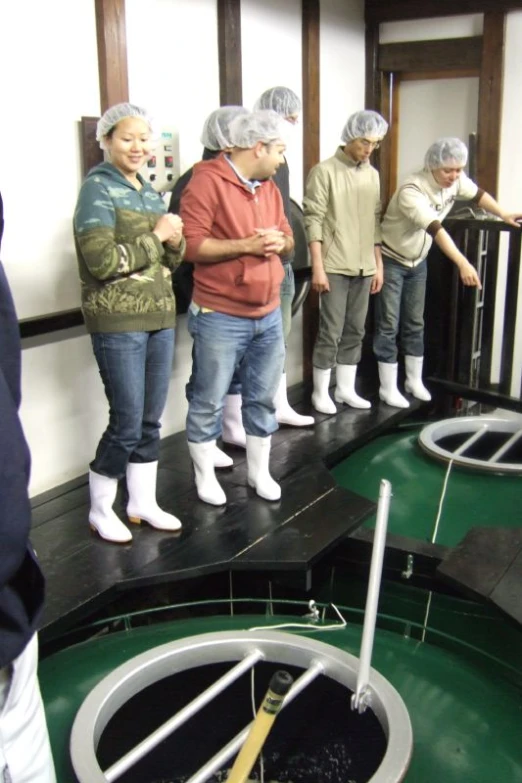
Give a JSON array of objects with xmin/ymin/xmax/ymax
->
[{"xmin": 367, "ymin": 13, "xmax": 506, "ymax": 199}]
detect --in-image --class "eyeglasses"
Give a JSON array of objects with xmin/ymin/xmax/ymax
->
[{"xmin": 359, "ymin": 139, "xmax": 380, "ymax": 149}]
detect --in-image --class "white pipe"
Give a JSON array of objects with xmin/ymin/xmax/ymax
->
[{"xmin": 352, "ymin": 479, "xmax": 392, "ymax": 714}]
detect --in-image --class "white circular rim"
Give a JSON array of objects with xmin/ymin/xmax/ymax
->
[
  {"xmin": 418, "ymin": 416, "xmax": 522, "ymax": 474},
  {"xmin": 70, "ymin": 630, "xmax": 412, "ymax": 783}
]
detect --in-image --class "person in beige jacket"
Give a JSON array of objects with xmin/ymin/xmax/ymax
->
[
  {"xmin": 374, "ymin": 137, "xmax": 522, "ymax": 408},
  {"xmin": 304, "ymin": 110, "xmax": 388, "ymax": 414}
]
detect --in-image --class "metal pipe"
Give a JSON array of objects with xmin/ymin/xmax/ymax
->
[
  {"xmin": 187, "ymin": 660, "xmax": 324, "ymax": 783},
  {"xmin": 488, "ymin": 429, "xmax": 522, "ymax": 463},
  {"xmin": 352, "ymin": 479, "xmax": 392, "ymax": 714},
  {"xmin": 104, "ymin": 649, "xmax": 264, "ymax": 782},
  {"xmin": 453, "ymin": 424, "xmax": 489, "ymax": 456}
]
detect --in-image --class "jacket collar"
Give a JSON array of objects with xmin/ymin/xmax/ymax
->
[{"xmin": 335, "ymin": 146, "xmax": 369, "ymax": 169}]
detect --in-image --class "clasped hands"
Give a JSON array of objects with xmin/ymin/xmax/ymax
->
[
  {"xmin": 250, "ymin": 226, "xmax": 286, "ymax": 257},
  {"xmin": 153, "ymin": 213, "xmax": 184, "ymax": 248}
]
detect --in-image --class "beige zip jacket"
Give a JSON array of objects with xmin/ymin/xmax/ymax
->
[{"xmin": 303, "ymin": 146, "xmax": 382, "ymax": 277}]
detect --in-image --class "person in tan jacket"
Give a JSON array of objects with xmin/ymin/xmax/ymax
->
[
  {"xmin": 374, "ymin": 137, "xmax": 522, "ymax": 408},
  {"xmin": 303, "ymin": 110, "xmax": 388, "ymax": 413}
]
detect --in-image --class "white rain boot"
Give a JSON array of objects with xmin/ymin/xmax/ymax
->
[
  {"xmin": 89, "ymin": 470, "xmax": 132, "ymax": 543},
  {"xmin": 378, "ymin": 362, "xmax": 409, "ymax": 408},
  {"xmin": 222, "ymin": 394, "xmax": 247, "ymax": 448},
  {"xmin": 213, "ymin": 445, "xmax": 234, "ymax": 469},
  {"xmin": 246, "ymin": 435, "xmax": 281, "ymax": 501},
  {"xmin": 311, "ymin": 367, "xmax": 337, "ymax": 415},
  {"xmin": 275, "ymin": 372, "xmax": 315, "ymax": 427},
  {"xmin": 334, "ymin": 364, "xmax": 371, "ymax": 409},
  {"xmin": 126, "ymin": 461, "xmax": 182, "ymax": 531},
  {"xmin": 188, "ymin": 441, "xmax": 227, "ymax": 506},
  {"xmin": 404, "ymin": 355, "xmax": 432, "ymax": 401}
]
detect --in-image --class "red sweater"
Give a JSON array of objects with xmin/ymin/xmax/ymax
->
[{"xmin": 180, "ymin": 154, "xmax": 293, "ymax": 318}]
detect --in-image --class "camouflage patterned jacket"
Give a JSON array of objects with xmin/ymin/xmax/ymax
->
[{"xmin": 73, "ymin": 162, "xmax": 185, "ymax": 333}]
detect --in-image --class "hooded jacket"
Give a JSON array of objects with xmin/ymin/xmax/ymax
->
[
  {"xmin": 180, "ymin": 155, "xmax": 292, "ymax": 318},
  {"xmin": 73, "ymin": 162, "xmax": 185, "ymax": 333}
]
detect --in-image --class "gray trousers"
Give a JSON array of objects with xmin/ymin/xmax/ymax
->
[{"xmin": 313, "ymin": 273, "xmax": 373, "ymax": 369}]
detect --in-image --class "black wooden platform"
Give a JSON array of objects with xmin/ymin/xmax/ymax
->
[
  {"xmin": 437, "ymin": 526, "xmax": 522, "ymax": 625},
  {"xmin": 31, "ymin": 387, "xmax": 420, "ymax": 642}
]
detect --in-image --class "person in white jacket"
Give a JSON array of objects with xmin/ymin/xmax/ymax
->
[{"xmin": 374, "ymin": 137, "xmax": 522, "ymax": 408}]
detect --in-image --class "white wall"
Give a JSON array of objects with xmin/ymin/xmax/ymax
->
[
  {"xmin": 0, "ymin": 0, "xmax": 99, "ymax": 319},
  {"xmin": 319, "ymin": 0, "xmax": 366, "ymax": 160},
  {"xmin": 397, "ymin": 77, "xmax": 479, "ymax": 183}
]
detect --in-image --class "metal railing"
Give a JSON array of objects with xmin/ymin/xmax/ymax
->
[{"xmin": 426, "ymin": 216, "xmax": 522, "ymax": 413}]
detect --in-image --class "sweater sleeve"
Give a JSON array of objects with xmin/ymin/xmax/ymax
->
[
  {"xmin": 74, "ymin": 178, "xmax": 165, "ymax": 281},
  {"xmin": 303, "ymin": 165, "xmax": 330, "ymax": 243},
  {"xmin": 180, "ymin": 172, "xmax": 219, "ymax": 259},
  {"xmin": 163, "ymin": 237, "xmax": 186, "ymax": 271}
]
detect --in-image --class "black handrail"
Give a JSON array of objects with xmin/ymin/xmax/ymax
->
[{"xmin": 427, "ymin": 216, "xmax": 522, "ymax": 412}]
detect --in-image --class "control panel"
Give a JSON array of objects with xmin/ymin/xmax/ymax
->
[{"xmin": 140, "ymin": 130, "xmax": 179, "ymax": 192}]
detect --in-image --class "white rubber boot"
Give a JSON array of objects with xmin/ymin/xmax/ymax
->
[
  {"xmin": 246, "ymin": 435, "xmax": 281, "ymax": 501},
  {"xmin": 404, "ymin": 355, "xmax": 432, "ymax": 401},
  {"xmin": 334, "ymin": 364, "xmax": 371, "ymax": 409},
  {"xmin": 311, "ymin": 367, "xmax": 337, "ymax": 415},
  {"xmin": 213, "ymin": 445, "xmax": 234, "ymax": 469},
  {"xmin": 89, "ymin": 470, "xmax": 132, "ymax": 543},
  {"xmin": 275, "ymin": 372, "xmax": 315, "ymax": 427},
  {"xmin": 378, "ymin": 362, "xmax": 409, "ymax": 408},
  {"xmin": 126, "ymin": 461, "xmax": 182, "ymax": 531},
  {"xmin": 188, "ymin": 441, "xmax": 227, "ymax": 506},
  {"xmin": 222, "ymin": 394, "xmax": 247, "ymax": 448}
]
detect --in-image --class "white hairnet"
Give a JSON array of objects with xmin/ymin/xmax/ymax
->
[
  {"xmin": 228, "ymin": 110, "xmax": 287, "ymax": 149},
  {"xmin": 200, "ymin": 106, "xmax": 249, "ymax": 150},
  {"xmin": 96, "ymin": 103, "xmax": 155, "ymax": 150},
  {"xmin": 424, "ymin": 137, "xmax": 468, "ymax": 170},
  {"xmin": 254, "ymin": 86, "xmax": 302, "ymax": 118},
  {"xmin": 341, "ymin": 110, "xmax": 388, "ymax": 143}
]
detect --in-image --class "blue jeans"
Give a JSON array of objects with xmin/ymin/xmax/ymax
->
[
  {"xmin": 91, "ymin": 329, "xmax": 175, "ymax": 478},
  {"xmin": 373, "ymin": 256, "xmax": 427, "ymax": 363},
  {"xmin": 186, "ymin": 304, "xmax": 285, "ymax": 442},
  {"xmin": 186, "ymin": 264, "xmax": 294, "ymax": 401},
  {"xmin": 280, "ymin": 263, "xmax": 295, "ymax": 346}
]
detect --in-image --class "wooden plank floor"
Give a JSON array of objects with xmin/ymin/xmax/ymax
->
[{"xmin": 31, "ymin": 386, "xmax": 420, "ymax": 641}]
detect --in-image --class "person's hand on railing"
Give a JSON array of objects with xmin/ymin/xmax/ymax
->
[
  {"xmin": 499, "ymin": 213, "xmax": 522, "ymax": 228},
  {"xmin": 458, "ymin": 259, "xmax": 482, "ymax": 289}
]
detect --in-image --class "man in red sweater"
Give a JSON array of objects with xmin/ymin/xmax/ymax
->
[{"xmin": 181, "ymin": 110, "xmax": 294, "ymax": 506}]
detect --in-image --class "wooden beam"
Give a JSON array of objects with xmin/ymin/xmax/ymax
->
[
  {"xmin": 477, "ymin": 12, "xmax": 505, "ymax": 197},
  {"xmin": 365, "ymin": 24, "xmax": 381, "ymax": 110},
  {"xmin": 366, "ymin": 0, "xmax": 522, "ymax": 24},
  {"xmin": 302, "ymin": 0, "xmax": 320, "ymax": 181},
  {"xmin": 378, "ymin": 37, "xmax": 482, "ymax": 73},
  {"xmin": 400, "ymin": 69, "xmax": 480, "ymax": 81},
  {"xmin": 217, "ymin": 0, "xmax": 242, "ymax": 105},
  {"xmin": 379, "ymin": 71, "xmax": 394, "ymax": 208},
  {"xmin": 95, "ymin": 0, "xmax": 129, "ymax": 112},
  {"xmin": 302, "ymin": 0, "xmax": 320, "ymax": 385}
]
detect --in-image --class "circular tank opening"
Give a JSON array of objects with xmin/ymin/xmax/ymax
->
[
  {"xmin": 70, "ymin": 632, "xmax": 412, "ymax": 783},
  {"xmin": 97, "ymin": 660, "xmax": 387, "ymax": 782}
]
